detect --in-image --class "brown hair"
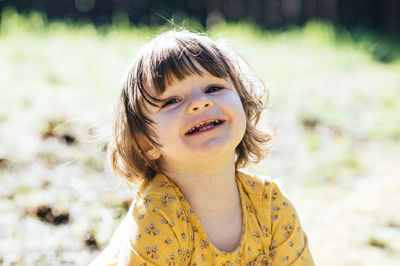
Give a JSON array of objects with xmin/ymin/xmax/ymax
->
[{"xmin": 108, "ymin": 30, "xmax": 273, "ymax": 184}]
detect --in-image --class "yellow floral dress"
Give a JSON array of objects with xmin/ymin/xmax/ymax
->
[{"xmin": 91, "ymin": 171, "xmax": 314, "ymax": 265}]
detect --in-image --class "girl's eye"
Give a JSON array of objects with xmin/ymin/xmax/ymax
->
[
  {"xmin": 161, "ymin": 98, "xmax": 180, "ymax": 108},
  {"xmin": 205, "ymin": 86, "xmax": 223, "ymax": 93}
]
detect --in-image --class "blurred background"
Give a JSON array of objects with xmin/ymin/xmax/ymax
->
[{"xmin": 0, "ymin": 0, "xmax": 399, "ymax": 265}]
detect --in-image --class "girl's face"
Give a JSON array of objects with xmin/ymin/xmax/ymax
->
[{"xmin": 146, "ymin": 67, "xmax": 247, "ymax": 169}]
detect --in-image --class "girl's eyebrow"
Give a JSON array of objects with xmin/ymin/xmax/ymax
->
[
  {"xmin": 208, "ymin": 76, "xmax": 231, "ymax": 84},
  {"xmin": 159, "ymin": 75, "xmax": 230, "ymax": 95},
  {"xmin": 157, "ymin": 88, "xmax": 173, "ymax": 98}
]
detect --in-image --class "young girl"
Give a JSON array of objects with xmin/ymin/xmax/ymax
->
[{"xmin": 91, "ymin": 30, "xmax": 314, "ymax": 265}]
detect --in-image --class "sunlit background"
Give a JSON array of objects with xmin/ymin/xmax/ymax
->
[{"xmin": 0, "ymin": 0, "xmax": 399, "ymax": 265}]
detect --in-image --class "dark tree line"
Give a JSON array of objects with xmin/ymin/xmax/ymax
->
[{"xmin": 0, "ymin": 0, "xmax": 399, "ymax": 35}]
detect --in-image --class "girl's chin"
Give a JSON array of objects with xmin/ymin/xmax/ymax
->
[
  {"xmin": 186, "ymin": 143, "xmax": 236, "ymax": 160},
  {"xmin": 161, "ymin": 134, "xmax": 241, "ymax": 161}
]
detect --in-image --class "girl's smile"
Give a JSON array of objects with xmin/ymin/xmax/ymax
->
[{"xmin": 184, "ymin": 119, "xmax": 225, "ymax": 136}]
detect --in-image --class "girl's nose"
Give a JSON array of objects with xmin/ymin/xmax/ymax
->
[{"xmin": 187, "ymin": 97, "xmax": 213, "ymax": 113}]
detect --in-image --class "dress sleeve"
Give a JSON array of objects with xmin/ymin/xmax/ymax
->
[
  {"xmin": 265, "ymin": 181, "xmax": 314, "ymax": 266},
  {"xmin": 90, "ymin": 192, "xmax": 193, "ymax": 266}
]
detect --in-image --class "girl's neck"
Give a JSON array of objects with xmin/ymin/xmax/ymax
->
[{"xmin": 162, "ymin": 155, "xmax": 239, "ymax": 215}]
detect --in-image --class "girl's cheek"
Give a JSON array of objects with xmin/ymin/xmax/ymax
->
[
  {"xmin": 154, "ymin": 113, "xmax": 179, "ymax": 135},
  {"xmin": 160, "ymin": 110, "xmax": 181, "ymax": 124},
  {"xmin": 222, "ymin": 93, "xmax": 245, "ymax": 112}
]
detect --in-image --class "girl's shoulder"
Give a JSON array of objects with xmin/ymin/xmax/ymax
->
[
  {"xmin": 91, "ymin": 174, "xmax": 192, "ymax": 265},
  {"xmin": 236, "ymin": 169, "xmax": 279, "ymax": 196},
  {"xmin": 133, "ymin": 173, "xmax": 184, "ymax": 221},
  {"xmin": 137, "ymin": 172, "xmax": 179, "ymax": 196},
  {"xmin": 237, "ymin": 170, "xmax": 298, "ymax": 220}
]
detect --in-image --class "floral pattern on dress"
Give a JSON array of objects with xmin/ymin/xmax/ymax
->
[{"xmin": 92, "ymin": 171, "xmax": 314, "ymax": 265}]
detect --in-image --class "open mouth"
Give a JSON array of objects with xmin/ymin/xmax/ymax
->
[{"xmin": 185, "ymin": 119, "xmax": 225, "ymax": 135}]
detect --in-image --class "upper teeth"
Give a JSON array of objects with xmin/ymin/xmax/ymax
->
[{"xmin": 188, "ymin": 119, "xmax": 221, "ymax": 134}]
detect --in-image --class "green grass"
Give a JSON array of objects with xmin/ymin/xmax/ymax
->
[{"xmin": 368, "ymin": 236, "xmax": 389, "ymax": 249}]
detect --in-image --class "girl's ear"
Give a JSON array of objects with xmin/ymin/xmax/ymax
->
[
  {"xmin": 139, "ymin": 135, "xmax": 161, "ymax": 160},
  {"xmin": 145, "ymin": 147, "xmax": 161, "ymax": 160}
]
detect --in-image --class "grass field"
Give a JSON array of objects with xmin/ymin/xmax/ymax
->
[{"xmin": 1, "ymin": 9, "xmax": 400, "ymax": 265}]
